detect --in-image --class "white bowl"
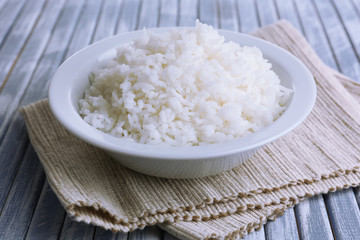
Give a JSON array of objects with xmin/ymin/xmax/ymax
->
[{"xmin": 48, "ymin": 28, "xmax": 316, "ymax": 179}]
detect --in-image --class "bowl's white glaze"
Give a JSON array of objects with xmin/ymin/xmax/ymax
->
[{"xmin": 48, "ymin": 28, "xmax": 316, "ymax": 178}]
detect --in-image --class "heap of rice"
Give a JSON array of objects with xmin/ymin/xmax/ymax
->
[{"xmin": 79, "ymin": 21, "xmax": 291, "ymax": 146}]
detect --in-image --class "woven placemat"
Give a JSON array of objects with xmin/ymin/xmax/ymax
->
[{"xmin": 20, "ymin": 20, "xmax": 360, "ymax": 239}]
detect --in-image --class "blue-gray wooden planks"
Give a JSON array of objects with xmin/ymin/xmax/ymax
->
[
  {"xmin": 265, "ymin": 208, "xmax": 299, "ymax": 240},
  {"xmin": 199, "ymin": 0, "xmax": 218, "ymax": 27},
  {"xmin": 137, "ymin": 0, "xmax": 160, "ymax": 29},
  {"xmin": 0, "ymin": 145, "xmax": 45, "ymax": 240},
  {"xmin": 0, "ymin": 0, "xmax": 27, "ymax": 47},
  {"xmin": 0, "ymin": 0, "xmax": 46, "ymax": 89},
  {"xmin": 159, "ymin": 0, "xmax": 178, "ymax": 27},
  {"xmin": 218, "ymin": 0, "xmax": 239, "ymax": 31},
  {"xmin": 0, "ymin": 0, "xmax": 360, "ymax": 239},
  {"xmin": 116, "ymin": 0, "xmax": 140, "ymax": 33},
  {"xmin": 294, "ymin": 195, "xmax": 334, "ymax": 240},
  {"xmin": 313, "ymin": 0, "xmax": 360, "ymax": 81},
  {"xmin": 25, "ymin": 182, "xmax": 67, "ymax": 240},
  {"xmin": 178, "ymin": 0, "xmax": 197, "ymax": 26}
]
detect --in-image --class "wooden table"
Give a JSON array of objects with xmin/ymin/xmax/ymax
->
[{"xmin": 1, "ymin": 0, "xmax": 360, "ymax": 239}]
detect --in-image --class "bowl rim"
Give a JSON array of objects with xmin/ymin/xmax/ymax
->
[{"xmin": 48, "ymin": 27, "xmax": 317, "ymax": 161}]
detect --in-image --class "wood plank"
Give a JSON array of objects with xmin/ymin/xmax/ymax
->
[
  {"xmin": 354, "ymin": 187, "xmax": 360, "ymax": 209},
  {"xmin": 158, "ymin": 0, "xmax": 178, "ymax": 27},
  {"xmin": 294, "ymin": 195, "xmax": 333, "ymax": 240},
  {"xmin": 93, "ymin": 227, "xmax": 128, "ymax": 240},
  {"xmin": 324, "ymin": 189, "xmax": 360, "ymax": 239},
  {"xmin": 293, "ymin": 0, "xmax": 338, "ymax": 69},
  {"xmin": 265, "ymin": 208, "xmax": 299, "ymax": 240},
  {"xmin": 59, "ymin": 215, "xmax": 96, "ymax": 240},
  {"xmin": 18, "ymin": 0, "xmax": 86, "ymax": 105},
  {"xmin": 128, "ymin": 226, "xmax": 162, "ymax": 240},
  {"xmin": 25, "ymin": 182, "xmax": 67, "ymax": 240},
  {"xmin": 92, "ymin": 0, "xmax": 123, "ymax": 42},
  {"xmin": 162, "ymin": 231, "xmax": 180, "ymax": 240},
  {"xmin": 243, "ymin": 227, "xmax": 265, "ymax": 240},
  {"xmin": 0, "ymin": 0, "xmax": 46, "ymax": 89},
  {"xmin": 313, "ymin": 0, "xmax": 360, "ymax": 81},
  {"xmin": 0, "ymin": 0, "xmax": 8, "ymax": 12},
  {"xmin": 0, "ymin": 145, "xmax": 46, "ymax": 239},
  {"xmin": 236, "ymin": 0, "xmax": 259, "ymax": 33},
  {"xmin": 199, "ymin": 0, "xmax": 218, "ymax": 27},
  {"xmin": 0, "ymin": 0, "xmax": 65, "ymax": 141},
  {"xmin": 116, "ymin": 0, "xmax": 141, "ymax": 33},
  {"xmin": 0, "ymin": 0, "xmax": 27, "ymax": 45},
  {"xmin": 65, "ymin": 0, "xmax": 104, "ymax": 57},
  {"xmin": 331, "ymin": 0, "xmax": 360, "ymax": 61},
  {"xmin": 0, "ymin": 0, "xmax": 67, "ymax": 211},
  {"xmin": 351, "ymin": 0, "xmax": 360, "ymax": 16},
  {"xmin": 218, "ymin": 0, "xmax": 238, "ymax": 31},
  {"xmin": 137, "ymin": 0, "xmax": 160, "ymax": 29},
  {"xmin": 0, "ymin": 114, "xmax": 29, "ymax": 209},
  {"xmin": 178, "ymin": 0, "xmax": 197, "ymax": 26},
  {"xmin": 273, "ymin": 0, "xmax": 302, "ymax": 31},
  {"xmin": 255, "ymin": 0, "xmax": 277, "ymax": 26}
]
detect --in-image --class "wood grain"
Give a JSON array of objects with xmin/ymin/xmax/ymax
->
[
  {"xmin": 199, "ymin": 0, "xmax": 218, "ymax": 27},
  {"xmin": 324, "ymin": 189, "xmax": 360, "ymax": 239},
  {"xmin": 159, "ymin": 0, "xmax": 178, "ymax": 27},
  {"xmin": 0, "ymin": 0, "xmax": 27, "ymax": 45},
  {"xmin": 313, "ymin": 0, "xmax": 360, "ymax": 81},
  {"xmin": 137, "ymin": 0, "xmax": 160, "ymax": 29},
  {"xmin": 255, "ymin": 0, "xmax": 278, "ymax": 26},
  {"xmin": 59, "ymin": 215, "xmax": 96, "ymax": 240},
  {"xmin": 116, "ymin": 0, "xmax": 140, "ymax": 33},
  {"xmin": 92, "ymin": 0, "xmax": 123, "ymax": 43},
  {"xmin": 236, "ymin": 0, "xmax": 259, "ymax": 33},
  {"xmin": 0, "ymin": 145, "xmax": 45, "ymax": 239},
  {"xmin": 0, "ymin": 0, "xmax": 46, "ymax": 89},
  {"xmin": 243, "ymin": 227, "xmax": 266, "ymax": 240},
  {"xmin": 294, "ymin": 196, "xmax": 333, "ymax": 240},
  {"xmin": 0, "ymin": 0, "xmax": 65, "ymax": 140},
  {"xmin": 264, "ymin": 208, "xmax": 299, "ymax": 240},
  {"xmin": 25, "ymin": 182, "xmax": 67, "ymax": 240},
  {"xmin": 331, "ymin": 0, "xmax": 360, "ymax": 69},
  {"xmin": 218, "ymin": 0, "xmax": 239, "ymax": 31},
  {"xmin": 178, "ymin": 0, "xmax": 197, "ymax": 26},
  {"xmin": 273, "ymin": 0, "xmax": 302, "ymax": 31},
  {"xmin": 294, "ymin": 0, "xmax": 338, "ymax": 69}
]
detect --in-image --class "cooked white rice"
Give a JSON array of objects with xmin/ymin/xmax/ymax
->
[{"xmin": 79, "ymin": 21, "xmax": 291, "ymax": 146}]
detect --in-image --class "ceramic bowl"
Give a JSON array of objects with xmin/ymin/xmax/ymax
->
[{"xmin": 48, "ymin": 28, "xmax": 316, "ymax": 179}]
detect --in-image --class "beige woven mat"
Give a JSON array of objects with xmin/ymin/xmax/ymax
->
[{"xmin": 20, "ymin": 20, "xmax": 360, "ymax": 240}]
